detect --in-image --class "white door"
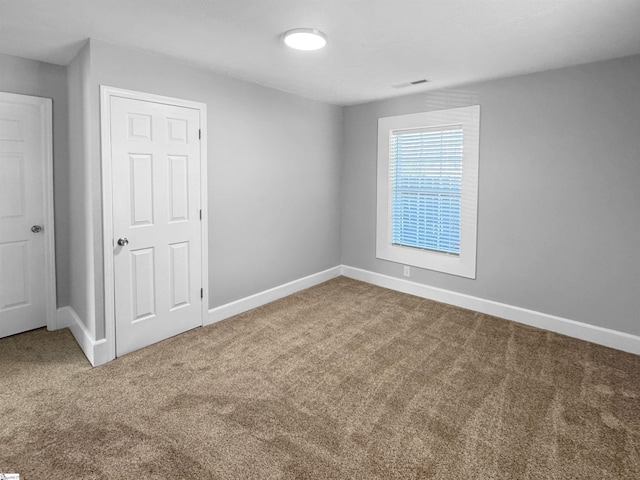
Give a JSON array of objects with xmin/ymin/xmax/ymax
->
[
  {"xmin": 0, "ymin": 93, "xmax": 53, "ymax": 338},
  {"xmin": 111, "ymin": 95, "xmax": 202, "ymax": 356}
]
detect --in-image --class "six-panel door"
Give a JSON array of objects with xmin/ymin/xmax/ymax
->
[
  {"xmin": 0, "ymin": 95, "xmax": 48, "ymax": 338},
  {"xmin": 111, "ymin": 96, "xmax": 201, "ymax": 356}
]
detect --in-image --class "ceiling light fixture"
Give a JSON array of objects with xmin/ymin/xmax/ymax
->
[{"xmin": 283, "ymin": 28, "xmax": 327, "ymax": 51}]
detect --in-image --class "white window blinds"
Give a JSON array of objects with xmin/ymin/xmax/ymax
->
[
  {"xmin": 390, "ymin": 125, "xmax": 463, "ymax": 255},
  {"xmin": 377, "ymin": 105, "xmax": 479, "ymax": 278}
]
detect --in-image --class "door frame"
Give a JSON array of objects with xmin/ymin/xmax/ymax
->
[
  {"xmin": 100, "ymin": 86, "xmax": 208, "ymax": 362},
  {"xmin": 0, "ymin": 92, "xmax": 57, "ymax": 331}
]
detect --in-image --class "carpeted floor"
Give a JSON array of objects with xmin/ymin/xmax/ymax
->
[{"xmin": 1, "ymin": 277, "xmax": 639, "ymax": 479}]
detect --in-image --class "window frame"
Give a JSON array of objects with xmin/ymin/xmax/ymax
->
[{"xmin": 376, "ymin": 105, "xmax": 480, "ymax": 279}]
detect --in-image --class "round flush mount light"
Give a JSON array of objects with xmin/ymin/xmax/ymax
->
[{"xmin": 283, "ymin": 28, "xmax": 327, "ymax": 51}]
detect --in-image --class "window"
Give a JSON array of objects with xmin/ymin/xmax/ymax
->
[{"xmin": 376, "ymin": 105, "xmax": 480, "ymax": 278}]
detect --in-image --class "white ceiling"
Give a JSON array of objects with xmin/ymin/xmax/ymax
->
[{"xmin": 1, "ymin": 0, "xmax": 640, "ymax": 106}]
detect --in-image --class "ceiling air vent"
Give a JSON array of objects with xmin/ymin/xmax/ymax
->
[{"xmin": 392, "ymin": 79, "xmax": 429, "ymax": 89}]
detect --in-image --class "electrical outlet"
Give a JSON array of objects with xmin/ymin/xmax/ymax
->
[{"xmin": 403, "ymin": 265, "xmax": 410, "ymax": 277}]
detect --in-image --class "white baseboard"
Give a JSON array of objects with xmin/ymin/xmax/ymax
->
[
  {"xmin": 207, "ymin": 266, "xmax": 342, "ymax": 325},
  {"xmin": 56, "ymin": 306, "xmax": 109, "ymax": 367},
  {"xmin": 59, "ymin": 263, "xmax": 638, "ymax": 366},
  {"xmin": 341, "ymin": 265, "xmax": 640, "ymax": 355}
]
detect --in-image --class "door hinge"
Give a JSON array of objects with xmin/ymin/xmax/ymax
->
[
  {"xmin": 200, "ymin": 288, "xmax": 203, "ymax": 299},
  {"xmin": 198, "ymin": 129, "xmax": 201, "ymax": 140},
  {"xmin": 199, "ymin": 209, "xmax": 202, "ymax": 220}
]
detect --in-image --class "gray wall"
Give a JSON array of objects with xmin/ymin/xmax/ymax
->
[
  {"xmin": 84, "ymin": 40, "xmax": 343, "ymax": 339},
  {"xmin": 67, "ymin": 42, "xmax": 98, "ymax": 335},
  {"xmin": 5, "ymin": 43, "xmax": 638, "ymax": 342},
  {"xmin": 0, "ymin": 53, "xmax": 70, "ymax": 307},
  {"xmin": 342, "ymin": 54, "xmax": 640, "ymax": 336}
]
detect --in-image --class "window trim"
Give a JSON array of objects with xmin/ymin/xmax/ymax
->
[{"xmin": 376, "ymin": 105, "xmax": 480, "ymax": 279}]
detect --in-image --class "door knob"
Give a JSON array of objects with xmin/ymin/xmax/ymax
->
[
  {"xmin": 117, "ymin": 237, "xmax": 129, "ymax": 246},
  {"xmin": 31, "ymin": 225, "xmax": 43, "ymax": 233}
]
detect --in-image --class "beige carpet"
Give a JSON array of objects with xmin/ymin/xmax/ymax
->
[{"xmin": 1, "ymin": 277, "xmax": 639, "ymax": 479}]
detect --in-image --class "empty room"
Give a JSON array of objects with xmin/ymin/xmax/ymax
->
[{"xmin": 1, "ymin": 1, "xmax": 639, "ymax": 478}]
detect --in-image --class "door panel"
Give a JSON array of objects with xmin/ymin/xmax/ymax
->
[
  {"xmin": 169, "ymin": 242, "xmax": 190, "ymax": 309},
  {"xmin": 168, "ymin": 155, "xmax": 189, "ymax": 222},
  {"xmin": 0, "ymin": 95, "xmax": 48, "ymax": 337},
  {"xmin": 129, "ymin": 153, "xmax": 154, "ymax": 226},
  {"xmin": 0, "ymin": 241, "xmax": 28, "ymax": 309},
  {"xmin": 0, "ymin": 153, "xmax": 25, "ymax": 217},
  {"xmin": 131, "ymin": 247, "xmax": 156, "ymax": 321},
  {"xmin": 112, "ymin": 96, "xmax": 201, "ymax": 356}
]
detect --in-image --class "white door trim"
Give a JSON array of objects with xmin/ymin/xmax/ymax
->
[
  {"xmin": 100, "ymin": 86, "xmax": 208, "ymax": 363},
  {"xmin": 0, "ymin": 92, "xmax": 57, "ymax": 331}
]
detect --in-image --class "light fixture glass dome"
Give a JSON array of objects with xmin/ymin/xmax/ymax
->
[{"xmin": 283, "ymin": 28, "xmax": 327, "ymax": 51}]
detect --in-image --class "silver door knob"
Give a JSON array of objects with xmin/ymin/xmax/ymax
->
[
  {"xmin": 31, "ymin": 225, "xmax": 43, "ymax": 233},
  {"xmin": 117, "ymin": 237, "xmax": 129, "ymax": 246}
]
